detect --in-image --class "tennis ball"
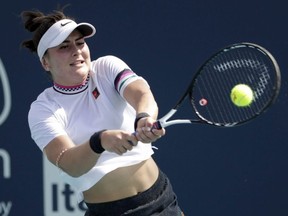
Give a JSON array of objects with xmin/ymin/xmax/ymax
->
[{"xmin": 230, "ymin": 84, "xmax": 254, "ymax": 107}]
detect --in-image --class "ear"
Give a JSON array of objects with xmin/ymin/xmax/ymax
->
[{"xmin": 41, "ymin": 57, "xmax": 50, "ymax": 71}]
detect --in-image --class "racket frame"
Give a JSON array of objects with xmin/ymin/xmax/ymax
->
[{"xmin": 154, "ymin": 42, "xmax": 281, "ymax": 129}]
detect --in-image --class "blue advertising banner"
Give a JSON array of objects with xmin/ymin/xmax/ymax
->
[{"xmin": 1, "ymin": 1, "xmax": 288, "ymax": 215}]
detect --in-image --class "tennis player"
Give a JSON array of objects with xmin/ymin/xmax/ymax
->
[{"xmin": 21, "ymin": 7, "xmax": 184, "ymax": 216}]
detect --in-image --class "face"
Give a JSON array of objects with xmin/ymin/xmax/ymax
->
[{"xmin": 42, "ymin": 30, "xmax": 91, "ymax": 86}]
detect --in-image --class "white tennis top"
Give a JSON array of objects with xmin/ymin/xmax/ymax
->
[{"xmin": 28, "ymin": 55, "xmax": 154, "ymax": 201}]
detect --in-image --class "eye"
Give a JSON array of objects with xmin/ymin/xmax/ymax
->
[
  {"xmin": 60, "ymin": 45, "xmax": 69, "ymax": 49},
  {"xmin": 77, "ymin": 41, "xmax": 85, "ymax": 46}
]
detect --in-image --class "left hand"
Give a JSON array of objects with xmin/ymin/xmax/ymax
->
[{"xmin": 134, "ymin": 116, "xmax": 165, "ymax": 143}]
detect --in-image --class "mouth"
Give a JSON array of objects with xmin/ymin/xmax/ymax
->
[{"xmin": 70, "ymin": 60, "xmax": 85, "ymax": 66}]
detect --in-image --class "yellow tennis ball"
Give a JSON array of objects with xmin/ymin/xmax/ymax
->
[{"xmin": 230, "ymin": 84, "xmax": 254, "ymax": 107}]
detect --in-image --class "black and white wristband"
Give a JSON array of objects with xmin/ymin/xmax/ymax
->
[
  {"xmin": 134, "ymin": 112, "xmax": 150, "ymax": 130},
  {"xmin": 89, "ymin": 129, "xmax": 107, "ymax": 154}
]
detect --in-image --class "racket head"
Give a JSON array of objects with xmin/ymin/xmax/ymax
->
[{"xmin": 189, "ymin": 42, "xmax": 281, "ymax": 127}]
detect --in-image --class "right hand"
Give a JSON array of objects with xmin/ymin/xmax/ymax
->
[{"xmin": 100, "ymin": 130, "xmax": 138, "ymax": 155}]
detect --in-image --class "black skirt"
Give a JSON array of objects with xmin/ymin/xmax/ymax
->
[{"xmin": 84, "ymin": 169, "xmax": 182, "ymax": 216}]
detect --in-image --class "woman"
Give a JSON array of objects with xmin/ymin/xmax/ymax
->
[{"xmin": 21, "ymin": 7, "xmax": 184, "ymax": 216}]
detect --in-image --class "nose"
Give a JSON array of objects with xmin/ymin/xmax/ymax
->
[{"xmin": 72, "ymin": 44, "xmax": 81, "ymax": 56}]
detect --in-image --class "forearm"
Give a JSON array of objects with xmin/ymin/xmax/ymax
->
[
  {"xmin": 134, "ymin": 93, "xmax": 159, "ymax": 119},
  {"xmin": 45, "ymin": 130, "xmax": 138, "ymax": 177},
  {"xmin": 44, "ymin": 135, "xmax": 101, "ymax": 177},
  {"xmin": 123, "ymin": 79, "xmax": 166, "ymax": 142},
  {"xmin": 59, "ymin": 142, "xmax": 100, "ymax": 177},
  {"xmin": 124, "ymin": 79, "xmax": 159, "ymax": 119}
]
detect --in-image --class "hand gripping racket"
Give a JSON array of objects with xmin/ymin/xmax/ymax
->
[{"xmin": 153, "ymin": 42, "xmax": 281, "ymax": 129}]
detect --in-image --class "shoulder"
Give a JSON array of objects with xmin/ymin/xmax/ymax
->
[
  {"xmin": 31, "ymin": 87, "xmax": 56, "ymax": 104},
  {"xmin": 28, "ymin": 87, "xmax": 59, "ymax": 117}
]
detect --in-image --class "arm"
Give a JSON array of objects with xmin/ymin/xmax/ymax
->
[
  {"xmin": 44, "ymin": 135, "xmax": 100, "ymax": 177},
  {"xmin": 44, "ymin": 129, "xmax": 138, "ymax": 177},
  {"xmin": 123, "ymin": 79, "xmax": 165, "ymax": 143}
]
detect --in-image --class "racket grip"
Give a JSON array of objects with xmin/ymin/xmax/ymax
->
[
  {"xmin": 129, "ymin": 132, "xmax": 137, "ymax": 146},
  {"xmin": 152, "ymin": 121, "xmax": 162, "ymax": 130},
  {"xmin": 130, "ymin": 121, "xmax": 162, "ymax": 146}
]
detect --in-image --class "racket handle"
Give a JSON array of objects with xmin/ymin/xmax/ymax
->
[
  {"xmin": 129, "ymin": 121, "xmax": 162, "ymax": 146},
  {"xmin": 152, "ymin": 121, "xmax": 162, "ymax": 130},
  {"xmin": 128, "ymin": 132, "xmax": 137, "ymax": 146}
]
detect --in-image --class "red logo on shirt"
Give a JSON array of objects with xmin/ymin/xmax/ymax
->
[{"xmin": 92, "ymin": 87, "xmax": 100, "ymax": 99}]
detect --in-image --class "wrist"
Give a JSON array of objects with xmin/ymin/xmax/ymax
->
[
  {"xmin": 134, "ymin": 112, "xmax": 150, "ymax": 130},
  {"xmin": 89, "ymin": 129, "xmax": 107, "ymax": 154}
]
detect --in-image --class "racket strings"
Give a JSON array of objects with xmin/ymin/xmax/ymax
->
[
  {"xmin": 206, "ymin": 58, "xmax": 234, "ymax": 124},
  {"xmin": 215, "ymin": 51, "xmax": 253, "ymax": 124},
  {"xmin": 196, "ymin": 51, "xmax": 249, "ymax": 124},
  {"xmin": 190, "ymin": 45, "xmax": 279, "ymax": 126}
]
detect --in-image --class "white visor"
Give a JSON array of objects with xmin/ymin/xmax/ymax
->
[{"xmin": 37, "ymin": 19, "xmax": 96, "ymax": 60}]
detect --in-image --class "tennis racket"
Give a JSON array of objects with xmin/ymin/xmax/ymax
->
[{"xmin": 153, "ymin": 42, "xmax": 281, "ymax": 129}]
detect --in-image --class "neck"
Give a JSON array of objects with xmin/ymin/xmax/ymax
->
[{"xmin": 53, "ymin": 74, "xmax": 90, "ymax": 94}]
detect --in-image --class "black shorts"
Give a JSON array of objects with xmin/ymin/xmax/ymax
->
[{"xmin": 84, "ymin": 169, "xmax": 182, "ymax": 216}]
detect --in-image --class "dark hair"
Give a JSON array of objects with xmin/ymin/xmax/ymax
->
[
  {"xmin": 21, "ymin": 6, "xmax": 74, "ymax": 79},
  {"xmin": 21, "ymin": 5, "xmax": 73, "ymax": 54}
]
